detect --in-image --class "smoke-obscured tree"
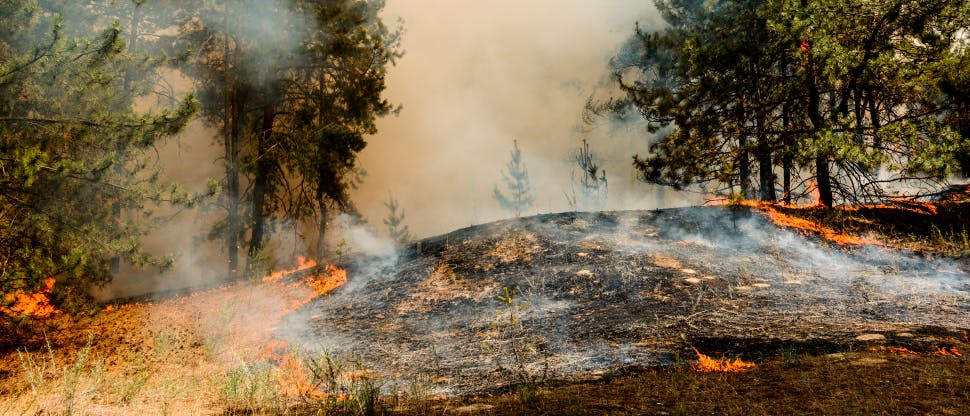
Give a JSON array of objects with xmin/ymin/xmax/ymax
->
[
  {"xmin": 590, "ymin": 0, "xmax": 970, "ymax": 206},
  {"xmin": 565, "ymin": 139, "xmax": 608, "ymax": 211},
  {"xmin": 178, "ymin": 0, "xmax": 399, "ymax": 274},
  {"xmin": 493, "ymin": 140, "xmax": 535, "ymax": 217},
  {"xmin": 0, "ymin": 1, "xmax": 198, "ymax": 308},
  {"xmin": 383, "ymin": 191, "xmax": 412, "ymax": 245},
  {"xmin": 280, "ymin": 0, "xmax": 401, "ymax": 261},
  {"xmin": 178, "ymin": 0, "xmax": 311, "ymax": 277}
]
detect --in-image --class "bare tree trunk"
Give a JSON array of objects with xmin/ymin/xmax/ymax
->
[
  {"xmin": 315, "ymin": 200, "xmax": 328, "ymax": 262},
  {"xmin": 782, "ymin": 105, "xmax": 793, "ymax": 205},
  {"xmin": 247, "ymin": 102, "xmax": 275, "ymax": 273},
  {"xmin": 756, "ymin": 112, "xmax": 775, "ymax": 202},
  {"xmin": 224, "ymin": 6, "xmax": 242, "ymax": 278}
]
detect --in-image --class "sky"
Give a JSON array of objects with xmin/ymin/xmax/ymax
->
[{"xmin": 351, "ymin": 0, "xmax": 688, "ymax": 238}]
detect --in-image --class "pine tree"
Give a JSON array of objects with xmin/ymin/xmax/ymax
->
[
  {"xmin": 0, "ymin": 0, "xmax": 198, "ymax": 307},
  {"xmin": 383, "ymin": 191, "xmax": 412, "ymax": 245},
  {"xmin": 591, "ymin": 0, "xmax": 970, "ymax": 206},
  {"xmin": 493, "ymin": 140, "xmax": 535, "ymax": 217},
  {"xmin": 566, "ymin": 139, "xmax": 608, "ymax": 210}
]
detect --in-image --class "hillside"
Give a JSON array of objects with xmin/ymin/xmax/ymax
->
[{"xmin": 1, "ymin": 203, "xmax": 969, "ymax": 414}]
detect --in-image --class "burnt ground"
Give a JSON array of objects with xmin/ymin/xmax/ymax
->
[{"xmin": 282, "ymin": 206, "xmax": 970, "ymax": 397}]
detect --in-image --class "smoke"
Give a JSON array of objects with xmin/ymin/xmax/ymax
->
[
  {"xmin": 95, "ymin": 1, "xmax": 679, "ymax": 298},
  {"xmin": 353, "ymin": 1, "xmax": 685, "ymax": 238}
]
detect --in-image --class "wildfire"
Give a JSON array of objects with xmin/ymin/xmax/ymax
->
[
  {"xmin": 1, "ymin": 277, "xmax": 58, "ymax": 319},
  {"xmin": 262, "ymin": 256, "xmax": 318, "ymax": 283},
  {"xmin": 708, "ymin": 199, "xmax": 883, "ymax": 247},
  {"xmin": 874, "ymin": 346, "xmax": 918, "ymax": 355},
  {"xmin": 273, "ymin": 263, "xmax": 347, "ymax": 319},
  {"xmin": 933, "ymin": 346, "xmax": 962, "ymax": 357},
  {"xmin": 690, "ymin": 346, "xmax": 755, "ymax": 373}
]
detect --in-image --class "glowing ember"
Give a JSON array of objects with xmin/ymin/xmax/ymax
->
[
  {"xmin": 690, "ymin": 346, "xmax": 755, "ymax": 373},
  {"xmin": 874, "ymin": 346, "xmax": 919, "ymax": 355},
  {"xmin": 933, "ymin": 347, "xmax": 962, "ymax": 357},
  {"xmin": 1, "ymin": 277, "xmax": 58, "ymax": 319}
]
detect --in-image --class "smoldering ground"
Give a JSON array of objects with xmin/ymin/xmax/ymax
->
[{"xmin": 283, "ymin": 208, "xmax": 970, "ymax": 397}]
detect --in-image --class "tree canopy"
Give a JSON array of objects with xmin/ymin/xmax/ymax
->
[
  {"xmin": 0, "ymin": 0, "xmax": 197, "ymax": 312},
  {"xmin": 591, "ymin": 0, "xmax": 970, "ymax": 206},
  {"xmin": 1, "ymin": 0, "xmax": 399, "ymax": 316}
]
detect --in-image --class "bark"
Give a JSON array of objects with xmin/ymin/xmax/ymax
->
[
  {"xmin": 756, "ymin": 112, "xmax": 775, "ymax": 202},
  {"xmin": 111, "ymin": 3, "xmax": 142, "ymax": 274},
  {"xmin": 782, "ymin": 104, "xmax": 793, "ymax": 205},
  {"xmin": 224, "ymin": 9, "xmax": 241, "ymax": 278},
  {"xmin": 737, "ymin": 101, "xmax": 750, "ymax": 199},
  {"xmin": 247, "ymin": 102, "xmax": 275, "ymax": 271},
  {"xmin": 315, "ymin": 199, "xmax": 328, "ymax": 262},
  {"xmin": 805, "ymin": 49, "xmax": 833, "ymax": 206}
]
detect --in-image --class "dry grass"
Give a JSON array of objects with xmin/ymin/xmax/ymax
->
[{"xmin": 2, "ymin": 200, "xmax": 968, "ymax": 414}]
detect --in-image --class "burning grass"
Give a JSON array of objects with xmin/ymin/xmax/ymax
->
[
  {"xmin": 0, "ymin": 259, "xmax": 349, "ymax": 415},
  {"xmin": 690, "ymin": 346, "xmax": 756, "ymax": 373}
]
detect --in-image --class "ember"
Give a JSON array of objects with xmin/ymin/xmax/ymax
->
[
  {"xmin": 691, "ymin": 346, "xmax": 755, "ymax": 373},
  {"xmin": 874, "ymin": 346, "xmax": 919, "ymax": 355}
]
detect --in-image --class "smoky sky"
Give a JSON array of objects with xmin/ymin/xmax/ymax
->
[{"xmin": 353, "ymin": 1, "xmax": 692, "ymax": 238}]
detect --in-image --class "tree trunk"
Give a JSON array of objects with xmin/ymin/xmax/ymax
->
[
  {"xmin": 756, "ymin": 113, "xmax": 775, "ymax": 202},
  {"xmin": 247, "ymin": 103, "xmax": 275, "ymax": 273},
  {"xmin": 782, "ymin": 104, "xmax": 793, "ymax": 205},
  {"xmin": 805, "ymin": 46, "xmax": 833, "ymax": 207},
  {"xmin": 224, "ymin": 7, "xmax": 241, "ymax": 279},
  {"xmin": 315, "ymin": 199, "xmax": 328, "ymax": 262},
  {"xmin": 737, "ymin": 102, "xmax": 750, "ymax": 199},
  {"xmin": 111, "ymin": 1, "xmax": 144, "ymax": 274}
]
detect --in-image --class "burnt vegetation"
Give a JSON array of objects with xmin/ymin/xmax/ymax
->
[{"xmin": 1, "ymin": 0, "xmax": 970, "ymax": 414}]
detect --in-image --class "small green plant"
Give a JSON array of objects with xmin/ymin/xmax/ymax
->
[
  {"xmin": 496, "ymin": 287, "xmax": 547, "ymax": 405},
  {"xmin": 220, "ymin": 360, "xmax": 282, "ymax": 414},
  {"xmin": 300, "ymin": 349, "xmax": 385, "ymax": 416}
]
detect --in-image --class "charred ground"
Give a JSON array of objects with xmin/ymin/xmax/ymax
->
[{"xmin": 289, "ymin": 204, "xmax": 970, "ymax": 397}]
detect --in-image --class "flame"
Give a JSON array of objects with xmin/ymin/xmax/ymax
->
[
  {"xmin": 874, "ymin": 346, "xmax": 918, "ymax": 355},
  {"xmin": 933, "ymin": 347, "xmax": 962, "ymax": 357},
  {"xmin": 273, "ymin": 263, "xmax": 347, "ymax": 319},
  {"xmin": 1, "ymin": 277, "xmax": 58, "ymax": 319},
  {"xmin": 262, "ymin": 256, "xmax": 318, "ymax": 282},
  {"xmin": 709, "ymin": 199, "xmax": 883, "ymax": 247},
  {"xmin": 690, "ymin": 347, "xmax": 755, "ymax": 373}
]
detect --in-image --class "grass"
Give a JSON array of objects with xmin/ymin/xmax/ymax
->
[{"xmin": 2, "ymin": 200, "xmax": 969, "ymax": 414}]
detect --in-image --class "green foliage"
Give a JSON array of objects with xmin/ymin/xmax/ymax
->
[
  {"xmin": 495, "ymin": 287, "xmax": 546, "ymax": 405},
  {"xmin": 493, "ymin": 140, "xmax": 535, "ymax": 217},
  {"xmin": 0, "ymin": 0, "xmax": 199, "ymax": 313},
  {"xmin": 179, "ymin": 0, "xmax": 400, "ymax": 271},
  {"xmin": 383, "ymin": 191, "xmax": 412, "ymax": 245},
  {"xmin": 594, "ymin": 0, "xmax": 970, "ymax": 205}
]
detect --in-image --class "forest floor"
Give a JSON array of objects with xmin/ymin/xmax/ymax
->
[{"xmin": 1, "ymin": 190, "xmax": 969, "ymax": 415}]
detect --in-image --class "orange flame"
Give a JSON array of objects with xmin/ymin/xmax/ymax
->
[
  {"xmin": 708, "ymin": 199, "xmax": 883, "ymax": 247},
  {"xmin": 874, "ymin": 346, "xmax": 918, "ymax": 355},
  {"xmin": 691, "ymin": 347, "xmax": 755, "ymax": 373},
  {"xmin": 1, "ymin": 277, "xmax": 59, "ymax": 319},
  {"xmin": 262, "ymin": 256, "xmax": 318, "ymax": 283},
  {"xmin": 933, "ymin": 347, "xmax": 962, "ymax": 357},
  {"xmin": 273, "ymin": 263, "xmax": 347, "ymax": 319}
]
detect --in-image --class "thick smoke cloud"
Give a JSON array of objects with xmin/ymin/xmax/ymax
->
[
  {"xmin": 95, "ymin": 1, "xmax": 680, "ymax": 299},
  {"xmin": 353, "ymin": 1, "xmax": 686, "ymax": 238}
]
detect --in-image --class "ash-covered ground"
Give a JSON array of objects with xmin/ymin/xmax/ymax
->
[{"xmin": 281, "ymin": 207, "xmax": 970, "ymax": 396}]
